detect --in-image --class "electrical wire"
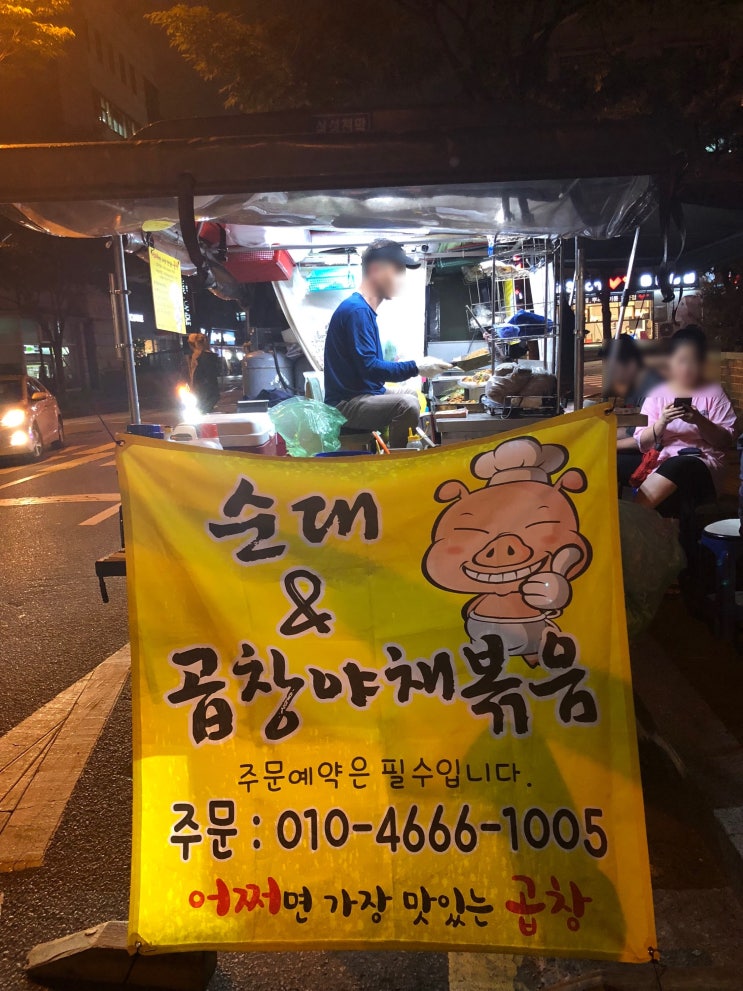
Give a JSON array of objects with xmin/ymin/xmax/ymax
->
[{"xmin": 648, "ymin": 947, "xmax": 665, "ymax": 989}]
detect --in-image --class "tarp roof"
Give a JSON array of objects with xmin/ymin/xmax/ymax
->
[
  {"xmin": 9, "ymin": 176, "xmax": 654, "ymax": 244},
  {"xmin": 0, "ymin": 110, "xmax": 681, "ymax": 243}
]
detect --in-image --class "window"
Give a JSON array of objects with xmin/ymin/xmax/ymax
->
[
  {"xmin": 144, "ymin": 78, "xmax": 160, "ymax": 123},
  {"xmin": 0, "ymin": 379, "xmax": 23, "ymax": 403},
  {"xmin": 96, "ymin": 91, "xmax": 140, "ymax": 138},
  {"xmin": 79, "ymin": 17, "xmax": 90, "ymax": 50}
]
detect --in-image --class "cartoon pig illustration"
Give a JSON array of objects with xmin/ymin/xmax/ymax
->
[{"xmin": 422, "ymin": 437, "xmax": 592, "ymax": 666}]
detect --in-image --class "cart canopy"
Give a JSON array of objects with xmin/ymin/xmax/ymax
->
[{"xmin": 0, "ymin": 110, "xmax": 677, "ymax": 246}]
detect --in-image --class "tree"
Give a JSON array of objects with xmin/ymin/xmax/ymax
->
[
  {"xmin": 703, "ymin": 264, "xmax": 743, "ymax": 351},
  {"xmin": 147, "ymin": 0, "xmax": 584, "ymax": 111},
  {"xmin": 0, "ymin": 1, "xmax": 74, "ymax": 73},
  {"xmin": 147, "ymin": 1, "xmax": 432, "ymax": 111},
  {"xmin": 147, "ymin": 0, "xmax": 743, "ymax": 143}
]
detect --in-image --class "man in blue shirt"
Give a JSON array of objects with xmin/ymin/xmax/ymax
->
[{"xmin": 324, "ymin": 240, "xmax": 450, "ymax": 447}]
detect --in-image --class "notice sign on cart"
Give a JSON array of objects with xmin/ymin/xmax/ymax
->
[
  {"xmin": 119, "ymin": 406, "xmax": 655, "ymax": 960},
  {"xmin": 149, "ymin": 247, "xmax": 187, "ymax": 334}
]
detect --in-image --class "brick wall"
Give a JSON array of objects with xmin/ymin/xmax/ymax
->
[
  {"xmin": 715, "ymin": 354, "xmax": 742, "ymax": 499},
  {"xmin": 720, "ymin": 353, "xmax": 743, "ymax": 418}
]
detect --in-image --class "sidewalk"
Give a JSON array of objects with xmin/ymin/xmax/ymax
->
[{"xmin": 636, "ymin": 598, "xmax": 743, "ymax": 884}]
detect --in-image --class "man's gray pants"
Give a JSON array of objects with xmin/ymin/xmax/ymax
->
[{"xmin": 336, "ymin": 392, "xmax": 420, "ymax": 448}]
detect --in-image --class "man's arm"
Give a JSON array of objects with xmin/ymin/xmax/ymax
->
[
  {"xmin": 617, "ymin": 434, "xmax": 638, "ymax": 451},
  {"xmin": 635, "ymin": 392, "xmax": 666, "ymax": 451},
  {"xmin": 349, "ymin": 309, "xmax": 418, "ymax": 384}
]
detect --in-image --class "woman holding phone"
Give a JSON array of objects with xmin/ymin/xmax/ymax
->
[{"xmin": 634, "ymin": 326, "xmax": 736, "ymax": 513}]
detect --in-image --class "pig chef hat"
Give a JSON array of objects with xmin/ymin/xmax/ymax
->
[{"xmin": 472, "ymin": 438, "xmax": 568, "ymax": 486}]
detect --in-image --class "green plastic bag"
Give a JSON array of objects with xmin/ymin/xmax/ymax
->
[{"xmin": 269, "ymin": 397, "xmax": 347, "ymax": 457}]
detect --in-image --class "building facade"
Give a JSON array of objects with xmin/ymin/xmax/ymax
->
[{"xmin": 0, "ymin": 1, "xmax": 224, "ymax": 405}]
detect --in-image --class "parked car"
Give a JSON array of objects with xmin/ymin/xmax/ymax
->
[{"xmin": 0, "ymin": 374, "xmax": 64, "ymax": 460}]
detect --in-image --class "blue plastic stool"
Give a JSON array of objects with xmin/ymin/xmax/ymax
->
[
  {"xmin": 700, "ymin": 519, "xmax": 743, "ymax": 641},
  {"xmin": 126, "ymin": 423, "xmax": 165, "ymax": 439},
  {"xmin": 315, "ymin": 450, "xmax": 372, "ymax": 458}
]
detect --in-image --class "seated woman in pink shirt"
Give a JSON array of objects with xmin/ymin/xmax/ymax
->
[{"xmin": 634, "ymin": 326, "xmax": 737, "ymax": 513}]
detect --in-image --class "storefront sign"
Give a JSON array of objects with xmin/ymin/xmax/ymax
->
[
  {"xmin": 120, "ymin": 406, "xmax": 654, "ymax": 959},
  {"xmin": 181, "ymin": 277, "xmax": 194, "ymax": 330},
  {"xmin": 313, "ymin": 111, "xmax": 371, "ymax": 134},
  {"xmin": 149, "ymin": 247, "xmax": 187, "ymax": 335}
]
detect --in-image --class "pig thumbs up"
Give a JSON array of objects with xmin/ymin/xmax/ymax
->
[{"xmin": 551, "ymin": 544, "xmax": 584, "ymax": 578}]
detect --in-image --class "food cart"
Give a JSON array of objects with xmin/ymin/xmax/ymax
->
[
  {"xmin": 0, "ymin": 108, "xmax": 672, "ymax": 409},
  {"xmin": 0, "ymin": 108, "xmax": 678, "ymax": 592}
]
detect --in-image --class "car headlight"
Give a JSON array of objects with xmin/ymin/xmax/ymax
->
[
  {"xmin": 1, "ymin": 408, "xmax": 26, "ymax": 429},
  {"xmin": 9, "ymin": 430, "xmax": 29, "ymax": 447}
]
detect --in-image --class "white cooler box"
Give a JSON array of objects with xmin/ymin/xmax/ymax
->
[{"xmin": 198, "ymin": 412, "xmax": 278, "ymax": 455}]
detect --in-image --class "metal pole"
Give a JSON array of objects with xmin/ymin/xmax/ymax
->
[
  {"xmin": 555, "ymin": 242, "xmax": 563, "ymax": 404},
  {"xmin": 574, "ymin": 237, "xmax": 586, "ymax": 410},
  {"xmin": 551, "ymin": 242, "xmax": 559, "ymax": 376},
  {"xmin": 490, "ymin": 235, "xmax": 497, "ymax": 375},
  {"xmin": 111, "ymin": 234, "xmax": 141, "ymax": 425},
  {"xmin": 108, "ymin": 273, "xmax": 122, "ymax": 349},
  {"xmin": 543, "ymin": 238, "xmax": 550, "ymax": 371},
  {"xmin": 615, "ymin": 225, "xmax": 641, "ymax": 339}
]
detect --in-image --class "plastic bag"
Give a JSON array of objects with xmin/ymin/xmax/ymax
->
[
  {"xmin": 486, "ymin": 364, "xmax": 557, "ymax": 404},
  {"xmin": 618, "ymin": 500, "xmax": 685, "ymax": 639},
  {"xmin": 268, "ymin": 397, "xmax": 346, "ymax": 457}
]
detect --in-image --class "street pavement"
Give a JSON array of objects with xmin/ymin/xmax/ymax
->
[{"xmin": 0, "ymin": 413, "xmax": 742, "ymax": 990}]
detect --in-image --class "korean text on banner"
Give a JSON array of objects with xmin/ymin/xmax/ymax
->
[
  {"xmin": 119, "ymin": 405, "xmax": 655, "ymax": 960},
  {"xmin": 149, "ymin": 247, "xmax": 187, "ymax": 335}
]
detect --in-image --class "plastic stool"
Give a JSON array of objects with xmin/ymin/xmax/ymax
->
[
  {"xmin": 339, "ymin": 426, "xmax": 375, "ymax": 451},
  {"xmin": 700, "ymin": 519, "xmax": 743, "ymax": 641}
]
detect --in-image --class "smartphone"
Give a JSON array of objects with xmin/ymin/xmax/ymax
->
[{"xmin": 673, "ymin": 397, "xmax": 692, "ymax": 409}]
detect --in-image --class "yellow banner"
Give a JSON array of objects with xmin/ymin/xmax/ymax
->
[
  {"xmin": 120, "ymin": 406, "xmax": 654, "ymax": 961},
  {"xmin": 149, "ymin": 247, "xmax": 187, "ymax": 335}
]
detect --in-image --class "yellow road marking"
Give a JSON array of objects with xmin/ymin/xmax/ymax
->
[
  {"xmin": 0, "ymin": 444, "xmax": 116, "ymax": 490},
  {"xmin": 79, "ymin": 503, "xmax": 121, "ymax": 526},
  {"xmin": 61, "ymin": 442, "xmax": 113, "ymax": 457},
  {"xmin": 0, "ymin": 445, "xmax": 84, "ymax": 476},
  {"xmin": 0, "ymin": 494, "xmax": 120, "ymax": 508},
  {"xmin": 0, "ymin": 681, "xmax": 91, "ymax": 831},
  {"xmin": 0, "ymin": 645, "xmax": 130, "ymax": 872}
]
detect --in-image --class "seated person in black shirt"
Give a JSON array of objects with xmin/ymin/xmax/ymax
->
[{"xmin": 601, "ymin": 335, "xmax": 663, "ymax": 488}]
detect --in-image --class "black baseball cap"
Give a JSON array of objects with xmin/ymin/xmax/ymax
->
[{"xmin": 362, "ymin": 239, "xmax": 421, "ymax": 270}]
